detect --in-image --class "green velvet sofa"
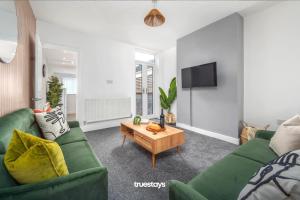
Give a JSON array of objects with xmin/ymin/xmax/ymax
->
[
  {"xmin": 169, "ymin": 130, "xmax": 277, "ymax": 200},
  {"xmin": 0, "ymin": 108, "xmax": 108, "ymax": 200}
]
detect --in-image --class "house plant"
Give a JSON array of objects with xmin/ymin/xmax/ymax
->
[
  {"xmin": 159, "ymin": 77, "xmax": 177, "ymax": 124},
  {"xmin": 47, "ymin": 76, "xmax": 63, "ymax": 108}
]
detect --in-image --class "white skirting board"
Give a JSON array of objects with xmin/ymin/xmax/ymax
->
[{"xmin": 176, "ymin": 123, "xmax": 239, "ymax": 145}]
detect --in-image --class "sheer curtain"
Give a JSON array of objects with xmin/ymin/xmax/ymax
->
[{"xmin": 62, "ymin": 77, "xmax": 77, "ymax": 94}]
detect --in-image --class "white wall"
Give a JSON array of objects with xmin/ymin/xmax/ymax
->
[
  {"xmin": 67, "ymin": 94, "xmax": 76, "ymax": 114},
  {"xmin": 157, "ymin": 47, "xmax": 177, "ymax": 116},
  {"xmin": 244, "ymin": 1, "xmax": 300, "ymax": 129},
  {"xmin": 37, "ymin": 20, "xmax": 136, "ymax": 131}
]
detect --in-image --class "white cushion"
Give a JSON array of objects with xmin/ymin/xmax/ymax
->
[
  {"xmin": 35, "ymin": 107, "xmax": 70, "ymax": 140},
  {"xmin": 238, "ymin": 150, "xmax": 300, "ymax": 200},
  {"xmin": 269, "ymin": 115, "xmax": 300, "ymax": 156}
]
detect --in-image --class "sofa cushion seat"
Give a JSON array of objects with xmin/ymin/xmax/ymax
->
[
  {"xmin": 0, "ymin": 155, "xmax": 17, "ymax": 188},
  {"xmin": 233, "ymin": 138, "xmax": 277, "ymax": 165},
  {"xmin": 188, "ymin": 154, "xmax": 264, "ymax": 200},
  {"xmin": 60, "ymin": 141, "xmax": 101, "ymax": 173},
  {"xmin": 55, "ymin": 127, "xmax": 87, "ymax": 146}
]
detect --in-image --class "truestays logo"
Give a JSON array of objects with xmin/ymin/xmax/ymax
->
[{"xmin": 134, "ymin": 181, "xmax": 166, "ymax": 189}]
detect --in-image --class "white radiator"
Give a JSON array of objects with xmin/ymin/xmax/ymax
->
[{"xmin": 84, "ymin": 98, "xmax": 131, "ymax": 124}]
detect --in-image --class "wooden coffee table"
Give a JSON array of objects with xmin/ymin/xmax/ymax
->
[{"xmin": 120, "ymin": 121, "xmax": 185, "ymax": 168}]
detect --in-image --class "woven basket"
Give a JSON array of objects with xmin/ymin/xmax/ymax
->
[{"xmin": 240, "ymin": 121, "xmax": 270, "ymax": 144}]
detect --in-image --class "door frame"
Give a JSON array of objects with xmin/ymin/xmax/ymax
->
[
  {"xmin": 135, "ymin": 61, "xmax": 156, "ymax": 119},
  {"xmin": 43, "ymin": 43, "xmax": 80, "ymax": 121}
]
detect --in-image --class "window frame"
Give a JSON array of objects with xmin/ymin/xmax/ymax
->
[{"xmin": 134, "ymin": 50, "xmax": 156, "ymax": 118}]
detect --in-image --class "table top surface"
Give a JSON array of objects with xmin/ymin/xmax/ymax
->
[{"xmin": 121, "ymin": 121, "xmax": 184, "ymax": 140}]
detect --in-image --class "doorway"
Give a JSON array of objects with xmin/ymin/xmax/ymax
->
[
  {"xmin": 43, "ymin": 45, "xmax": 79, "ymax": 121},
  {"xmin": 135, "ymin": 51, "xmax": 155, "ymax": 117}
]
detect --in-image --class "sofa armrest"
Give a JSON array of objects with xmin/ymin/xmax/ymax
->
[
  {"xmin": 68, "ymin": 120, "xmax": 80, "ymax": 128},
  {"xmin": 255, "ymin": 130, "xmax": 275, "ymax": 140},
  {"xmin": 169, "ymin": 180, "xmax": 208, "ymax": 200},
  {"xmin": 0, "ymin": 167, "xmax": 108, "ymax": 200}
]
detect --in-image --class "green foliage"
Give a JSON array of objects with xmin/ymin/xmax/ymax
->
[
  {"xmin": 47, "ymin": 76, "xmax": 63, "ymax": 108},
  {"xmin": 133, "ymin": 115, "xmax": 141, "ymax": 125},
  {"xmin": 159, "ymin": 88, "xmax": 169, "ymax": 110},
  {"xmin": 159, "ymin": 77, "xmax": 177, "ymax": 113}
]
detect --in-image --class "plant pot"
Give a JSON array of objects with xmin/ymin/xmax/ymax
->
[{"xmin": 165, "ymin": 112, "xmax": 176, "ymax": 124}]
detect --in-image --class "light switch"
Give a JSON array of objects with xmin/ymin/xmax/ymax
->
[{"xmin": 106, "ymin": 80, "xmax": 113, "ymax": 84}]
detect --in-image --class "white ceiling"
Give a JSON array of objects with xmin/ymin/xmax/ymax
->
[
  {"xmin": 30, "ymin": 1, "xmax": 275, "ymax": 52},
  {"xmin": 44, "ymin": 48, "xmax": 78, "ymax": 67}
]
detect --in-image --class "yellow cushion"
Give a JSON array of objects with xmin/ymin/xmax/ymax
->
[{"xmin": 4, "ymin": 129, "xmax": 69, "ymax": 184}]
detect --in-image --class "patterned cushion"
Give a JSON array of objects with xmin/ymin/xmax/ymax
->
[
  {"xmin": 238, "ymin": 150, "xmax": 300, "ymax": 200},
  {"xmin": 35, "ymin": 107, "xmax": 70, "ymax": 140}
]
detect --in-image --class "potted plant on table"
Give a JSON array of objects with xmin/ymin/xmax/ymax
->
[{"xmin": 159, "ymin": 77, "xmax": 177, "ymax": 124}]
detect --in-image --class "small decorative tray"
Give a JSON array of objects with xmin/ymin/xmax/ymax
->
[{"xmin": 146, "ymin": 122, "xmax": 166, "ymax": 134}]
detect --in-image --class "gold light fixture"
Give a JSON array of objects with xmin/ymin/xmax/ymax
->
[{"xmin": 144, "ymin": 0, "xmax": 165, "ymax": 27}]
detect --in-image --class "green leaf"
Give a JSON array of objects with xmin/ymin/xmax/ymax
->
[
  {"xmin": 169, "ymin": 77, "xmax": 176, "ymax": 88},
  {"xmin": 159, "ymin": 87, "xmax": 168, "ymax": 103},
  {"xmin": 160, "ymin": 95, "xmax": 169, "ymax": 109},
  {"xmin": 159, "ymin": 87, "xmax": 170, "ymax": 109},
  {"xmin": 167, "ymin": 77, "xmax": 177, "ymax": 105}
]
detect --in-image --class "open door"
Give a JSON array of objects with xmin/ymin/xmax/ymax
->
[{"xmin": 34, "ymin": 32, "xmax": 46, "ymax": 109}]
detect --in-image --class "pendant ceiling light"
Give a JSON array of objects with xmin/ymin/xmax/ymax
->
[{"xmin": 144, "ymin": 0, "xmax": 165, "ymax": 27}]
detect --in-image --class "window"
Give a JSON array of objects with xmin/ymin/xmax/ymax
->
[
  {"xmin": 62, "ymin": 77, "xmax": 77, "ymax": 94},
  {"xmin": 135, "ymin": 51, "xmax": 155, "ymax": 64},
  {"xmin": 135, "ymin": 51, "xmax": 155, "ymax": 116},
  {"xmin": 135, "ymin": 64, "xmax": 143, "ymax": 115}
]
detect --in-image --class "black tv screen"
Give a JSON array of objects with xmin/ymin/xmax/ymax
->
[
  {"xmin": 181, "ymin": 67, "xmax": 192, "ymax": 88},
  {"xmin": 181, "ymin": 62, "xmax": 217, "ymax": 88}
]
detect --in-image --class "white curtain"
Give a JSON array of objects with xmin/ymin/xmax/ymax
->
[{"xmin": 62, "ymin": 77, "xmax": 77, "ymax": 94}]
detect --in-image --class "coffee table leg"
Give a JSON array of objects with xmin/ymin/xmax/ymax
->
[
  {"xmin": 122, "ymin": 135, "xmax": 126, "ymax": 147},
  {"xmin": 176, "ymin": 146, "xmax": 181, "ymax": 153},
  {"xmin": 152, "ymin": 154, "xmax": 156, "ymax": 168}
]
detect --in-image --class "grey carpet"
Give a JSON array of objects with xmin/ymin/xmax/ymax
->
[{"xmin": 86, "ymin": 127, "xmax": 237, "ymax": 200}]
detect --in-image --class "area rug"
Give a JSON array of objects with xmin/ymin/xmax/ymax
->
[{"xmin": 86, "ymin": 127, "xmax": 237, "ymax": 200}]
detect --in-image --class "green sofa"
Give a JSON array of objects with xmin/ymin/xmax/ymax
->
[
  {"xmin": 169, "ymin": 130, "xmax": 277, "ymax": 200},
  {"xmin": 0, "ymin": 108, "xmax": 108, "ymax": 200}
]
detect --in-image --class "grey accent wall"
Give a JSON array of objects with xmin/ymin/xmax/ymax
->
[{"xmin": 177, "ymin": 13, "xmax": 243, "ymax": 139}]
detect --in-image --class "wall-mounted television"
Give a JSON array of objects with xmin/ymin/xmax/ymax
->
[{"xmin": 182, "ymin": 62, "xmax": 217, "ymax": 88}]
